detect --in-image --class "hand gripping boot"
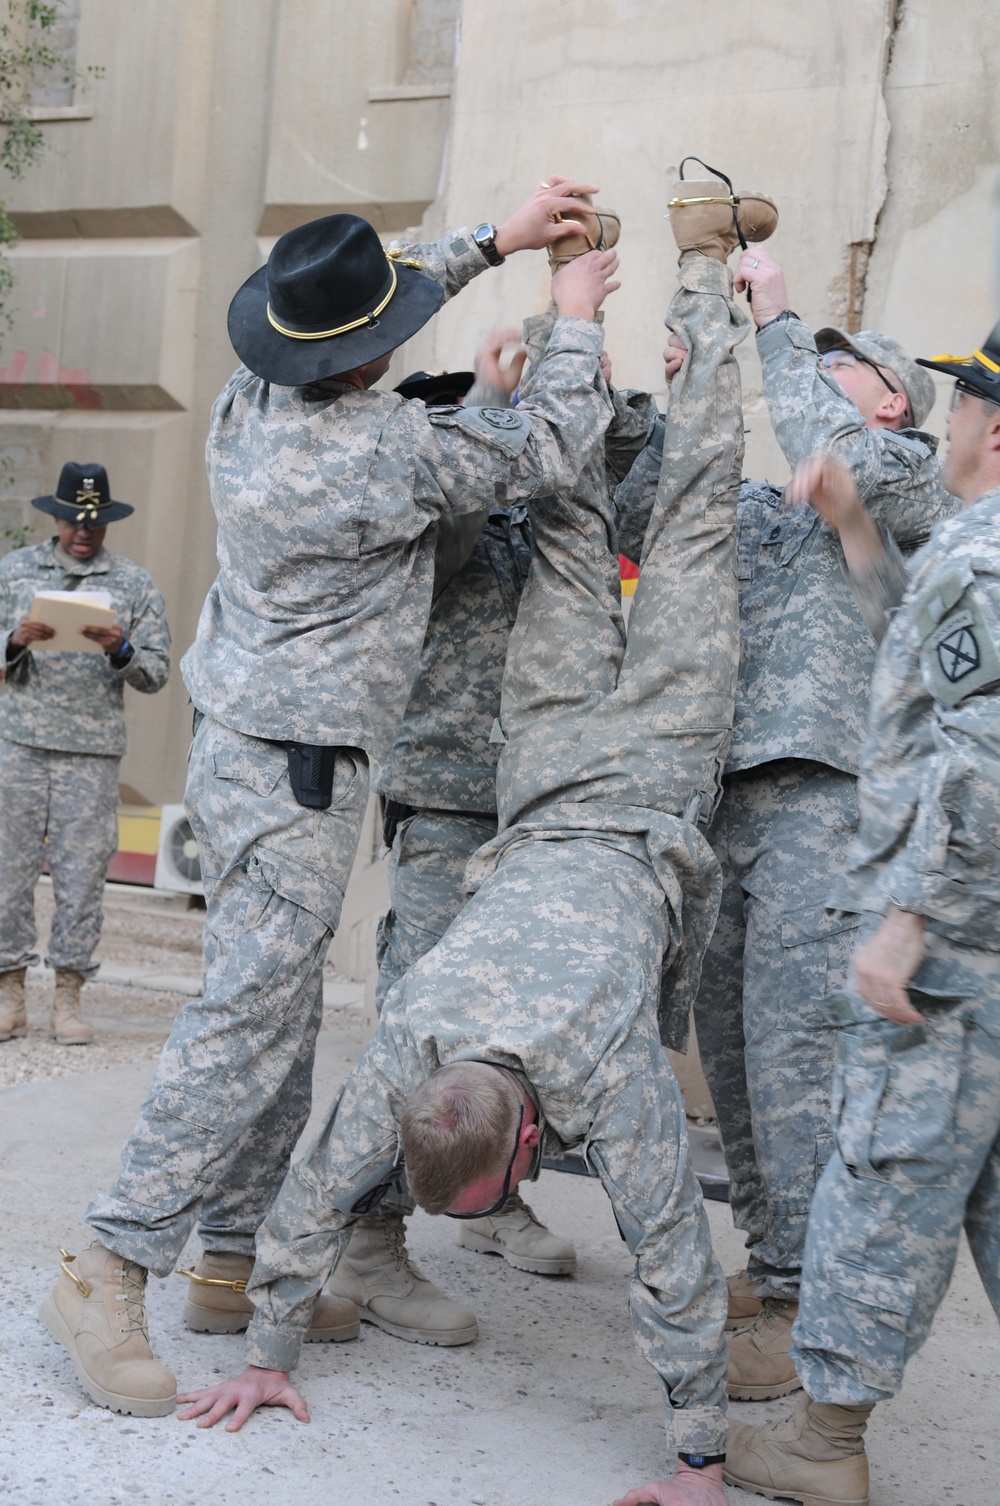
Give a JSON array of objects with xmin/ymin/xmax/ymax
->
[
  {"xmin": 52, "ymin": 969, "xmax": 93, "ymax": 1045},
  {"xmin": 178, "ymin": 1250, "xmax": 360, "ymax": 1341},
  {"xmin": 723, "ymin": 1393, "xmax": 873, "ymax": 1506},
  {"xmin": 668, "ymin": 155, "xmax": 777, "ymax": 263},
  {"xmin": 726, "ymin": 1267, "xmax": 764, "ymax": 1330},
  {"xmin": 0, "ymin": 966, "xmax": 27, "ymax": 1041},
  {"xmin": 327, "ymin": 1213, "xmax": 478, "ymax": 1346},
  {"xmin": 548, "ymin": 191, "xmax": 621, "ymax": 271},
  {"xmin": 727, "ymin": 1296, "xmax": 803, "ymax": 1400},
  {"xmin": 456, "ymin": 1191, "xmax": 577, "ymax": 1275},
  {"xmin": 40, "ymin": 1243, "xmax": 176, "ymax": 1416}
]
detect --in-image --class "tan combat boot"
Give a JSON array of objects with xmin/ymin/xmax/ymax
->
[
  {"xmin": 327, "ymin": 1213, "xmax": 478, "ymax": 1346},
  {"xmin": 667, "ymin": 155, "xmax": 777, "ymax": 263},
  {"xmin": 726, "ymin": 1267, "xmax": 764, "ymax": 1330},
  {"xmin": 52, "ymin": 969, "xmax": 93, "ymax": 1045},
  {"xmin": 727, "ymin": 1296, "xmax": 802, "ymax": 1400},
  {"xmin": 40, "ymin": 1243, "xmax": 176, "ymax": 1416},
  {"xmin": 0, "ymin": 966, "xmax": 28, "ymax": 1041},
  {"xmin": 548, "ymin": 191, "xmax": 621, "ymax": 271},
  {"xmin": 456, "ymin": 1191, "xmax": 577, "ymax": 1275},
  {"xmin": 724, "ymin": 1393, "xmax": 873, "ymax": 1506},
  {"xmin": 178, "ymin": 1250, "xmax": 360, "ymax": 1342}
]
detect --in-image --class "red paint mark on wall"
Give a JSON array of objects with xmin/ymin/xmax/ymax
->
[
  {"xmin": 0, "ymin": 350, "xmax": 28, "ymax": 384},
  {"xmin": 37, "ymin": 348, "xmax": 58, "ymax": 383},
  {"xmin": 59, "ymin": 366, "xmax": 101, "ymax": 408}
]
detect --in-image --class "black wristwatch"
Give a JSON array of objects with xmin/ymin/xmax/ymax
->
[
  {"xmin": 756, "ymin": 308, "xmax": 799, "ymax": 330},
  {"xmin": 109, "ymin": 638, "xmax": 134, "ymax": 668},
  {"xmin": 678, "ymin": 1452, "xmax": 726, "ymax": 1469},
  {"xmin": 472, "ymin": 222, "xmax": 505, "ymax": 268}
]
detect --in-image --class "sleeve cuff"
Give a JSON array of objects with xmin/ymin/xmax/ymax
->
[
  {"xmin": 244, "ymin": 1313, "xmax": 307, "ymax": 1374},
  {"xmin": 547, "ymin": 314, "xmax": 605, "ymax": 354},
  {"xmin": 755, "ymin": 312, "xmax": 817, "ymax": 360}
]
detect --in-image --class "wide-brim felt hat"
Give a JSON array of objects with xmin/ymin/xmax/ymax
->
[
  {"xmin": 31, "ymin": 460, "xmax": 133, "ymax": 524},
  {"xmin": 394, "ymin": 369, "xmax": 475, "ymax": 405},
  {"xmin": 815, "ymin": 325, "xmax": 936, "ymax": 428},
  {"xmin": 228, "ymin": 213, "xmax": 445, "ymax": 386},
  {"xmin": 915, "ymin": 319, "xmax": 1000, "ymax": 407}
]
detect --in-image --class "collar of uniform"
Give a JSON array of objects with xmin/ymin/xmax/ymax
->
[
  {"xmin": 50, "ymin": 538, "xmax": 112, "ymax": 576},
  {"xmin": 961, "ymin": 483, "xmax": 1000, "ymax": 528}
]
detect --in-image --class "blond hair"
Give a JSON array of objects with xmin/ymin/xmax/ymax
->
[{"xmin": 401, "ymin": 1062, "xmax": 522, "ymax": 1216}]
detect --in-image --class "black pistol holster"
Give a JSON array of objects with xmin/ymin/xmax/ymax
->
[{"xmin": 286, "ymin": 743, "xmax": 337, "ymax": 809}]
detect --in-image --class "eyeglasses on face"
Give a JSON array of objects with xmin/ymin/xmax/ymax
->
[
  {"xmin": 819, "ymin": 347, "xmax": 903, "ymax": 400},
  {"xmin": 949, "ymin": 379, "xmax": 1000, "ymax": 411},
  {"xmin": 445, "ymin": 1104, "xmax": 524, "ymax": 1220}
]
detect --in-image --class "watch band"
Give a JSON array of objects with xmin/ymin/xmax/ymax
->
[
  {"xmin": 472, "ymin": 222, "xmax": 505, "ymax": 268},
  {"xmin": 677, "ymin": 1452, "xmax": 726, "ymax": 1469}
]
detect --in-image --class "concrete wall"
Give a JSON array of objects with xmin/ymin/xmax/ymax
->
[{"xmin": 0, "ymin": 0, "xmax": 998, "ymax": 810}]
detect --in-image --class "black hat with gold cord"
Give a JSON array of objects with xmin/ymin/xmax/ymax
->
[
  {"xmin": 916, "ymin": 319, "xmax": 1000, "ymax": 406},
  {"xmin": 228, "ymin": 214, "xmax": 445, "ymax": 387},
  {"xmin": 31, "ymin": 461, "xmax": 133, "ymax": 524}
]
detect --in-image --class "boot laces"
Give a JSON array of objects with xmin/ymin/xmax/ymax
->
[
  {"xmin": 382, "ymin": 1217, "xmax": 426, "ymax": 1280},
  {"xmin": 114, "ymin": 1260, "xmax": 150, "ymax": 1338}
]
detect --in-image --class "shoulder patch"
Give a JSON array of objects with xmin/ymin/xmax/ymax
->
[
  {"xmin": 914, "ymin": 572, "xmax": 1000, "ymax": 707},
  {"xmin": 434, "ymin": 403, "xmax": 532, "ymax": 457}
]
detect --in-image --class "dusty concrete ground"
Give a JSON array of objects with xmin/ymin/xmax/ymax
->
[{"xmin": 0, "ymin": 883, "xmax": 997, "ymax": 1506}]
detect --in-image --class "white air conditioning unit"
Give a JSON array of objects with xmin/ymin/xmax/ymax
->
[{"xmin": 154, "ymin": 804, "xmax": 205, "ymax": 895}]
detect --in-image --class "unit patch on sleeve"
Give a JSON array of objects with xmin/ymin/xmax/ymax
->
[{"xmin": 915, "ymin": 571, "xmax": 1000, "ymax": 708}]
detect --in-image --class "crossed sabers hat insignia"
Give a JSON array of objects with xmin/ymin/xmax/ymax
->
[{"xmin": 75, "ymin": 478, "xmax": 103, "ymax": 524}]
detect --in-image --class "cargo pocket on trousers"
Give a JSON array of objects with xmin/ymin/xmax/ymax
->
[
  {"xmin": 798, "ymin": 1258, "xmax": 915, "ymax": 1395},
  {"xmin": 830, "ymin": 1030, "xmax": 889, "ymax": 1180}
]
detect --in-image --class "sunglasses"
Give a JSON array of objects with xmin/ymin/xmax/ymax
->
[
  {"xmin": 445, "ymin": 1104, "xmax": 524, "ymax": 1220},
  {"xmin": 949, "ymin": 379, "xmax": 1000, "ymax": 411},
  {"xmin": 819, "ymin": 349, "xmax": 910, "ymax": 417}
]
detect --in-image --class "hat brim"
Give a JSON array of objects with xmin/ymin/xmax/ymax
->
[
  {"xmin": 914, "ymin": 354, "xmax": 998, "ymax": 385},
  {"xmin": 228, "ymin": 261, "xmax": 445, "ymax": 386},
  {"xmin": 31, "ymin": 495, "xmax": 133, "ymax": 523},
  {"xmin": 395, "ymin": 371, "xmax": 475, "ymax": 404}
]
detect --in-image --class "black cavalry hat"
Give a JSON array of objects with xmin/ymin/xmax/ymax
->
[
  {"xmin": 394, "ymin": 369, "xmax": 475, "ymax": 405},
  {"xmin": 916, "ymin": 318, "xmax": 1000, "ymax": 406},
  {"xmin": 228, "ymin": 214, "xmax": 445, "ymax": 386},
  {"xmin": 31, "ymin": 461, "xmax": 133, "ymax": 525}
]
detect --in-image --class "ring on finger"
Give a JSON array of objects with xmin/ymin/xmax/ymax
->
[
  {"xmin": 751, "ymin": 258, "xmax": 760, "ymax": 268},
  {"xmin": 539, "ymin": 181, "xmax": 551, "ymax": 189}
]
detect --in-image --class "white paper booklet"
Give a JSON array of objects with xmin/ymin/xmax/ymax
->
[{"xmin": 29, "ymin": 590, "xmax": 117, "ymax": 652}]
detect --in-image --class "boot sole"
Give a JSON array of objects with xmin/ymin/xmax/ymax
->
[
  {"xmin": 182, "ymin": 1299, "xmax": 360, "ymax": 1343},
  {"xmin": 356, "ymin": 1307, "xmax": 477, "ymax": 1346},
  {"xmin": 728, "ymin": 1374, "xmax": 804, "ymax": 1401},
  {"xmin": 0, "ymin": 1027, "xmax": 27, "ymax": 1041},
  {"xmin": 40, "ymin": 1294, "xmax": 176, "ymax": 1418},
  {"xmin": 456, "ymin": 1229, "xmax": 576, "ymax": 1276},
  {"xmin": 51, "ymin": 1035, "xmax": 93, "ymax": 1046},
  {"xmin": 721, "ymin": 1467, "xmax": 868, "ymax": 1506}
]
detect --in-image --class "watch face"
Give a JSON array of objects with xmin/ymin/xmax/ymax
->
[{"xmin": 474, "ymin": 223, "xmax": 495, "ymax": 245}]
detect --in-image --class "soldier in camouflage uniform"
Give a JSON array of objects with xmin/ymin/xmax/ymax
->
[
  {"xmin": 724, "ymin": 330, "xmax": 1000, "ymax": 1506},
  {"xmin": 682, "ymin": 243, "xmax": 957, "ymax": 1398},
  {"xmin": 0, "ymin": 461, "xmax": 170, "ymax": 1046},
  {"xmin": 344, "ymin": 359, "xmax": 661, "ymax": 1333},
  {"xmin": 43, "ymin": 183, "xmax": 624, "ymax": 1416},
  {"xmin": 174, "ymin": 182, "xmax": 774, "ymax": 1506}
]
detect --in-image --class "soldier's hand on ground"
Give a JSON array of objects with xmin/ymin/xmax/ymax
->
[
  {"xmin": 176, "ymin": 1365, "xmax": 310, "ymax": 1431},
  {"xmin": 663, "ymin": 334, "xmax": 688, "ymax": 383},
  {"xmin": 734, "ymin": 247, "xmax": 789, "ymax": 328},
  {"xmin": 10, "ymin": 614, "xmax": 55, "ymax": 647},
  {"xmin": 80, "ymin": 622, "xmax": 125, "ymax": 655},
  {"xmin": 850, "ymin": 906, "xmax": 926, "ymax": 1024},
  {"xmin": 552, "ymin": 247, "xmax": 621, "ymax": 321},
  {"xmin": 613, "ymin": 1464, "xmax": 726, "ymax": 1506},
  {"xmin": 494, "ymin": 175, "xmax": 599, "ymax": 257},
  {"xmin": 473, "ymin": 327, "xmax": 528, "ymax": 395}
]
